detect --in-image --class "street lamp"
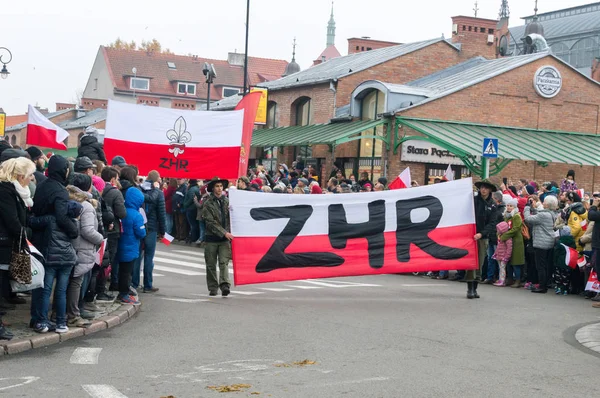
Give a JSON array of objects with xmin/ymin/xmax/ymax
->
[
  {"xmin": 202, "ymin": 62, "xmax": 217, "ymax": 110},
  {"xmin": 0, "ymin": 47, "xmax": 12, "ymax": 80}
]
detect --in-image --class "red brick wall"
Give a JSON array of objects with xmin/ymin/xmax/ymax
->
[
  {"xmin": 348, "ymin": 38, "xmax": 400, "ymax": 54},
  {"xmin": 171, "ymin": 99, "xmax": 196, "ymax": 110},
  {"xmin": 137, "ymin": 96, "xmax": 160, "ymax": 106},
  {"xmin": 81, "ymin": 98, "xmax": 108, "ymax": 109},
  {"xmin": 267, "ymin": 84, "xmax": 335, "ymax": 127},
  {"xmin": 56, "ymin": 103, "xmax": 76, "ymax": 111},
  {"xmin": 336, "ymin": 41, "xmax": 462, "ymax": 107},
  {"xmin": 451, "ymin": 16, "xmax": 498, "ymax": 60}
]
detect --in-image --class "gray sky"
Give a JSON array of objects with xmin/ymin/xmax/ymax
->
[{"xmin": 0, "ymin": 0, "xmax": 590, "ymax": 115}]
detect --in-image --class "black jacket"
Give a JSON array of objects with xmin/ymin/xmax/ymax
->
[
  {"xmin": 588, "ymin": 205, "xmax": 600, "ymax": 249},
  {"xmin": 0, "ymin": 182, "xmax": 27, "ymax": 264},
  {"xmin": 29, "ymin": 215, "xmax": 77, "ymax": 267},
  {"xmin": 475, "ymin": 193, "xmax": 497, "ymax": 238},
  {"xmin": 78, "ymin": 135, "xmax": 107, "ymax": 163},
  {"xmin": 31, "ymin": 155, "xmax": 79, "ymax": 260},
  {"xmin": 33, "ymin": 170, "xmax": 47, "ymax": 185},
  {"xmin": 102, "ymin": 184, "xmax": 127, "ymax": 236},
  {"xmin": 487, "ymin": 203, "xmax": 505, "ymax": 244},
  {"xmin": 141, "ymin": 182, "xmax": 166, "ymax": 234}
]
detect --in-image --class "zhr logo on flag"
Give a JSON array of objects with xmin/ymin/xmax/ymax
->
[{"xmin": 230, "ymin": 178, "xmax": 479, "ymax": 285}]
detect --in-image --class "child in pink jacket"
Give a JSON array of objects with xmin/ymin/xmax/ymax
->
[{"xmin": 492, "ymin": 221, "xmax": 513, "ymax": 286}]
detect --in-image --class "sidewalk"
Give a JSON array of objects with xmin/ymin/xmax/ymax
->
[{"xmin": 1, "ymin": 295, "xmax": 140, "ymax": 355}]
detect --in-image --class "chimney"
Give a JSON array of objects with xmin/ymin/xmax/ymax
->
[
  {"xmin": 56, "ymin": 102, "xmax": 76, "ymax": 111},
  {"xmin": 347, "ymin": 37, "xmax": 400, "ymax": 55},
  {"xmin": 451, "ymin": 16, "xmax": 498, "ymax": 60},
  {"xmin": 227, "ymin": 52, "xmax": 245, "ymax": 66}
]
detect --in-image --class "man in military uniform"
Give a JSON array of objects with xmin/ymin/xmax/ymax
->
[{"xmin": 202, "ymin": 177, "xmax": 233, "ymax": 296}]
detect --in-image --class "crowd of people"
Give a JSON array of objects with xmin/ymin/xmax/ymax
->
[{"xmin": 1, "ymin": 130, "xmax": 598, "ymax": 341}]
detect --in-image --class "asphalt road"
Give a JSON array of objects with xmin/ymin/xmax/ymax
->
[{"xmin": 1, "ymin": 243, "xmax": 600, "ymax": 398}]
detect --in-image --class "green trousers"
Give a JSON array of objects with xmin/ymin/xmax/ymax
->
[
  {"xmin": 465, "ymin": 239, "xmax": 488, "ymax": 282},
  {"xmin": 204, "ymin": 241, "xmax": 231, "ymax": 293}
]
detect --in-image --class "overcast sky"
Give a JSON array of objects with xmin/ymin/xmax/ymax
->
[{"xmin": 0, "ymin": 0, "xmax": 590, "ymax": 115}]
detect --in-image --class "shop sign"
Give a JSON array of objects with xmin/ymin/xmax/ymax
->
[
  {"xmin": 401, "ymin": 140, "xmax": 475, "ymax": 166},
  {"xmin": 533, "ymin": 66, "xmax": 562, "ymax": 98}
]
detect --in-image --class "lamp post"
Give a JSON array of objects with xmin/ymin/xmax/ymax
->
[
  {"xmin": 202, "ymin": 62, "xmax": 217, "ymax": 110},
  {"xmin": 0, "ymin": 47, "xmax": 13, "ymax": 80},
  {"xmin": 242, "ymin": 0, "xmax": 250, "ymax": 95},
  {"xmin": 131, "ymin": 67, "xmax": 137, "ymax": 99}
]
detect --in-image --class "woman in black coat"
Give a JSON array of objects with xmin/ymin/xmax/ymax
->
[{"xmin": 0, "ymin": 157, "xmax": 36, "ymax": 340}]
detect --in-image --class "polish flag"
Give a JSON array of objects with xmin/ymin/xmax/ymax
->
[
  {"xmin": 104, "ymin": 100, "xmax": 244, "ymax": 179},
  {"xmin": 95, "ymin": 239, "xmax": 108, "ymax": 265},
  {"xmin": 161, "ymin": 233, "xmax": 175, "ymax": 246},
  {"xmin": 26, "ymin": 105, "xmax": 69, "ymax": 150},
  {"xmin": 235, "ymin": 91, "xmax": 263, "ymax": 178},
  {"xmin": 561, "ymin": 243, "xmax": 579, "ymax": 269},
  {"xmin": 388, "ymin": 167, "xmax": 411, "ymax": 190},
  {"xmin": 442, "ymin": 164, "xmax": 454, "ymax": 181}
]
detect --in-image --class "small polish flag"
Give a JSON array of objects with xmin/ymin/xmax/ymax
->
[
  {"xmin": 161, "ymin": 233, "xmax": 175, "ymax": 246},
  {"xmin": 579, "ymin": 189, "xmax": 585, "ymax": 199},
  {"xmin": 561, "ymin": 243, "xmax": 579, "ymax": 269},
  {"xmin": 443, "ymin": 164, "xmax": 454, "ymax": 181},
  {"xmin": 95, "ymin": 239, "xmax": 108, "ymax": 265},
  {"xmin": 389, "ymin": 167, "xmax": 411, "ymax": 190},
  {"xmin": 26, "ymin": 105, "xmax": 69, "ymax": 150},
  {"xmin": 578, "ymin": 255, "xmax": 588, "ymax": 268}
]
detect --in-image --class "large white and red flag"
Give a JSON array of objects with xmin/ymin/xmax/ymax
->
[
  {"xmin": 230, "ymin": 178, "xmax": 478, "ymax": 285},
  {"xmin": 443, "ymin": 164, "xmax": 454, "ymax": 181},
  {"xmin": 104, "ymin": 100, "xmax": 244, "ymax": 178},
  {"xmin": 235, "ymin": 91, "xmax": 263, "ymax": 178},
  {"xmin": 388, "ymin": 167, "xmax": 411, "ymax": 190},
  {"xmin": 26, "ymin": 105, "xmax": 69, "ymax": 150}
]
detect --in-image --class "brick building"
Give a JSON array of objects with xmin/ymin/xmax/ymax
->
[{"xmin": 250, "ymin": 13, "xmax": 600, "ymax": 192}]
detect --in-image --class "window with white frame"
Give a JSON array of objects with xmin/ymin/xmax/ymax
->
[
  {"xmin": 130, "ymin": 77, "xmax": 149, "ymax": 91},
  {"xmin": 177, "ymin": 82, "xmax": 196, "ymax": 95},
  {"xmin": 222, "ymin": 87, "xmax": 241, "ymax": 97}
]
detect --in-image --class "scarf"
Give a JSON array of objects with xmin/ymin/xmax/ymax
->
[{"xmin": 13, "ymin": 181, "xmax": 33, "ymax": 208}]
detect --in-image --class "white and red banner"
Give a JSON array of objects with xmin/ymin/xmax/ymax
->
[
  {"xmin": 230, "ymin": 178, "xmax": 478, "ymax": 285},
  {"xmin": 104, "ymin": 100, "xmax": 244, "ymax": 178},
  {"xmin": 26, "ymin": 105, "xmax": 69, "ymax": 150},
  {"xmin": 587, "ymin": 270, "xmax": 600, "ymax": 293},
  {"xmin": 235, "ymin": 91, "xmax": 263, "ymax": 178}
]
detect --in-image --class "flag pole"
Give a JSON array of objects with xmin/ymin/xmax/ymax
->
[{"xmin": 243, "ymin": 0, "xmax": 250, "ymax": 95}]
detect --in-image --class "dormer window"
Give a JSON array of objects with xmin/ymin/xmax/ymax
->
[
  {"xmin": 222, "ymin": 87, "xmax": 241, "ymax": 97},
  {"xmin": 130, "ymin": 77, "xmax": 149, "ymax": 91},
  {"xmin": 177, "ymin": 82, "xmax": 196, "ymax": 95}
]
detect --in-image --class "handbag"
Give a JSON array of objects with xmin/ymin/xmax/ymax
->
[
  {"xmin": 520, "ymin": 215, "xmax": 531, "ymax": 240},
  {"xmin": 9, "ymin": 228, "xmax": 32, "ymax": 285}
]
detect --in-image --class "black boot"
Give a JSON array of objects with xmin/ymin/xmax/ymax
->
[
  {"xmin": 473, "ymin": 281, "xmax": 480, "ymax": 299},
  {"xmin": 467, "ymin": 282, "xmax": 475, "ymax": 299}
]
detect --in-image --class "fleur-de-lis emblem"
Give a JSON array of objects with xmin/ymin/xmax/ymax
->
[{"xmin": 166, "ymin": 116, "xmax": 192, "ymax": 158}]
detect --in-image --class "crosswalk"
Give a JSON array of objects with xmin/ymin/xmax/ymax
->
[{"xmin": 151, "ymin": 246, "xmax": 382, "ymax": 298}]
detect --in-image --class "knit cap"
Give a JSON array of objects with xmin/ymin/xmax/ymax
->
[{"xmin": 92, "ymin": 175, "xmax": 106, "ymax": 192}]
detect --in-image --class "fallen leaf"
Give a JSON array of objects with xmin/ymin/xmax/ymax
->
[
  {"xmin": 206, "ymin": 384, "xmax": 252, "ymax": 393},
  {"xmin": 274, "ymin": 360, "xmax": 317, "ymax": 368},
  {"xmin": 251, "ymin": 393, "xmax": 260, "ymax": 395}
]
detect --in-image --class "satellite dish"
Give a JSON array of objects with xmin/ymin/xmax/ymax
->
[{"xmin": 498, "ymin": 35, "xmax": 510, "ymax": 56}]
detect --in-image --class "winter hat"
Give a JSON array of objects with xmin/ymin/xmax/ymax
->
[
  {"xmin": 506, "ymin": 198, "xmax": 518, "ymax": 207},
  {"xmin": 496, "ymin": 221, "xmax": 509, "ymax": 234},
  {"xmin": 525, "ymin": 185, "xmax": 535, "ymax": 195},
  {"xmin": 251, "ymin": 178, "xmax": 263, "ymax": 187},
  {"xmin": 92, "ymin": 175, "xmax": 106, "ymax": 192},
  {"xmin": 67, "ymin": 200, "xmax": 84, "ymax": 219},
  {"xmin": 25, "ymin": 146, "xmax": 43, "ymax": 161},
  {"xmin": 298, "ymin": 178, "xmax": 309, "ymax": 186},
  {"xmin": 111, "ymin": 156, "xmax": 127, "ymax": 168},
  {"xmin": 72, "ymin": 173, "xmax": 93, "ymax": 192},
  {"xmin": 0, "ymin": 148, "xmax": 28, "ymax": 162},
  {"xmin": 74, "ymin": 156, "xmax": 96, "ymax": 172}
]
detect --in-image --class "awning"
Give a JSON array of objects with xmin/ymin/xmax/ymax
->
[
  {"xmin": 396, "ymin": 117, "xmax": 600, "ymax": 166},
  {"xmin": 252, "ymin": 119, "xmax": 389, "ymax": 147}
]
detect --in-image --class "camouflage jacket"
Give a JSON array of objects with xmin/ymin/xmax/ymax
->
[{"xmin": 201, "ymin": 193, "xmax": 230, "ymax": 242}]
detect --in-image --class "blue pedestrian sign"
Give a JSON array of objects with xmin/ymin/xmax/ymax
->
[{"xmin": 482, "ymin": 138, "xmax": 499, "ymax": 158}]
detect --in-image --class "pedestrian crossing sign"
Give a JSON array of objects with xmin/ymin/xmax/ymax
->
[{"xmin": 482, "ymin": 138, "xmax": 499, "ymax": 158}]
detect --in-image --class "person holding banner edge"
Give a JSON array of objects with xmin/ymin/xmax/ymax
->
[
  {"xmin": 202, "ymin": 177, "xmax": 233, "ymax": 297},
  {"xmin": 468, "ymin": 179, "xmax": 500, "ymax": 299}
]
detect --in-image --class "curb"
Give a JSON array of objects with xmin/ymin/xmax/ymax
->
[
  {"xmin": 0, "ymin": 303, "xmax": 141, "ymax": 356},
  {"xmin": 575, "ymin": 322, "xmax": 600, "ymax": 354}
]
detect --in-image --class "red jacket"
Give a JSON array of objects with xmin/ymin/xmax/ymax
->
[{"xmin": 164, "ymin": 186, "xmax": 177, "ymax": 214}]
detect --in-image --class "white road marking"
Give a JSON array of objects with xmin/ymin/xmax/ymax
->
[
  {"xmin": 259, "ymin": 287, "xmax": 294, "ymax": 292},
  {"xmin": 82, "ymin": 385, "xmax": 128, "ymax": 398},
  {"xmin": 155, "ymin": 252, "xmax": 204, "ymax": 262},
  {"xmin": 172, "ymin": 249, "xmax": 212, "ymax": 256},
  {"xmin": 153, "ymin": 265, "xmax": 205, "ymax": 276},
  {"xmin": 0, "ymin": 377, "xmax": 40, "ymax": 391},
  {"xmin": 139, "ymin": 272, "xmax": 164, "ymax": 277},
  {"xmin": 70, "ymin": 347, "xmax": 102, "ymax": 365},
  {"xmin": 401, "ymin": 284, "xmax": 448, "ymax": 287},
  {"xmin": 153, "ymin": 256, "xmax": 205, "ymax": 269},
  {"xmin": 284, "ymin": 285, "xmax": 322, "ymax": 289},
  {"xmin": 311, "ymin": 279, "xmax": 382, "ymax": 287},
  {"xmin": 319, "ymin": 376, "xmax": 390, "ymax": 386},
  {"xmin": 161, "ymin": 298, "xmax": 209, "ymax": 303},
  {"xmin": 302, "ymin": 280, "xmax": 381, "ymax": 288},
  {"xmin": 230, "ymin": 291, "xmax": 264, "ymax": 295}
]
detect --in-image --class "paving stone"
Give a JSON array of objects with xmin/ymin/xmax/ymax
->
[
  {"xmin": 83, "ymin": 321, "xmax": 107, "ymax": 336},
  {"xmin": 30, "ymin": 333, "xmax": 60, "ymax": 349},
  {"xmin": 113, "ymin": 310, "xmax": 130, "ymax": 323},
  {"xmin": 59, "ymin": 327, "xmax": 85, "ymax": 342},
  {"xmin": 4, "ymin": 339, "xmax": 32, "ymax": 355},
  {"xmin": 99, "ymin": 315, "xmax": 121, "ymax": 328}
]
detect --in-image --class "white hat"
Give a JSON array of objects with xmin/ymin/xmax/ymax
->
[{"xmin": 502, "ymin": 194, "xmax": 513, "ymax": 205}]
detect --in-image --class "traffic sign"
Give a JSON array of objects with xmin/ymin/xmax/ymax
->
[{"xmin": 482, "ymin": 138, "xmax": 498, "ymax": 158}]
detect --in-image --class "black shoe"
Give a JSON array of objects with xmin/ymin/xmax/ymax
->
[
  {"xmin": 467, "ymin": 282, "xmax": 475, "ymax": 299},
  {"xmin": 532, "ymin": 288, "xmax": 548, "ymax": 293},
  {"xmin": 473, "ymin": 282, "xmax": 480, "ymax": 299},
  {"xmin": 221, "ymin": 285, "xmax": 230, "ymax": 297},
  {"xmin": 108, "ymin": 283, "xmax": 119, "ymax": 292},
  {"xmin": 0, "ymin": 299, "xmax": 15, "ymax": 310},
  {"xmin": 209, "ymin": 291, "xmax": 218, "ymax": 296},
  {"xmin": 6, "ymin": 297, "xmax": 26, "ymax": 305}
]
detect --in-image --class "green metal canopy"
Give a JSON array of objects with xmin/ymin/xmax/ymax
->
[
  {"xmin": 395, "ymin": 117, "xmax": 600, "ymax": 177},
  {"xmin": 252, "ymin": 119, "xmax": 390, "ymax": 148}
]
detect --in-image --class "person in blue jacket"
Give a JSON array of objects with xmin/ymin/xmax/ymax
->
[{"xmin": 117, "ymin": 188, "xmax": 146, "ymax": 305}]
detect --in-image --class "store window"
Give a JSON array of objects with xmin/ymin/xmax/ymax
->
[
  {"xmin": 266, "ymin": 101, "xmax": 277, "ymax": 129},
  {"xmin": 295, "ymin": 97, "xmax": 311, "ymax": 126},
  {"xmin": 358, "ymin": 89, "xmax": 385, "ymax": 181},
  {"xmin": 571, "ymin": 38, "xmax": 600, "ymax": 68}
]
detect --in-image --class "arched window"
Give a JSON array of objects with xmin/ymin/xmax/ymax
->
[
  {"xmin": 10, "ymin": 135, "xmax": 16, "ymax": 146},
  {"xmin": 266, "ymin": 101, "xmax": 277, "ymax": 129},
  {"xmin": 294, "ymin": 97, "xmax": 311, "ymax": 126},
  {"xmin": 571, "ymin": 38, "xmax": 600, "ymax": 68},
  {"xmin": 359, "ymin": 89, "xmax": 384, "ymax": 158},
  {"xmin": 550, "ymin": 42, "xmax": 570, "ymax": 63}
]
